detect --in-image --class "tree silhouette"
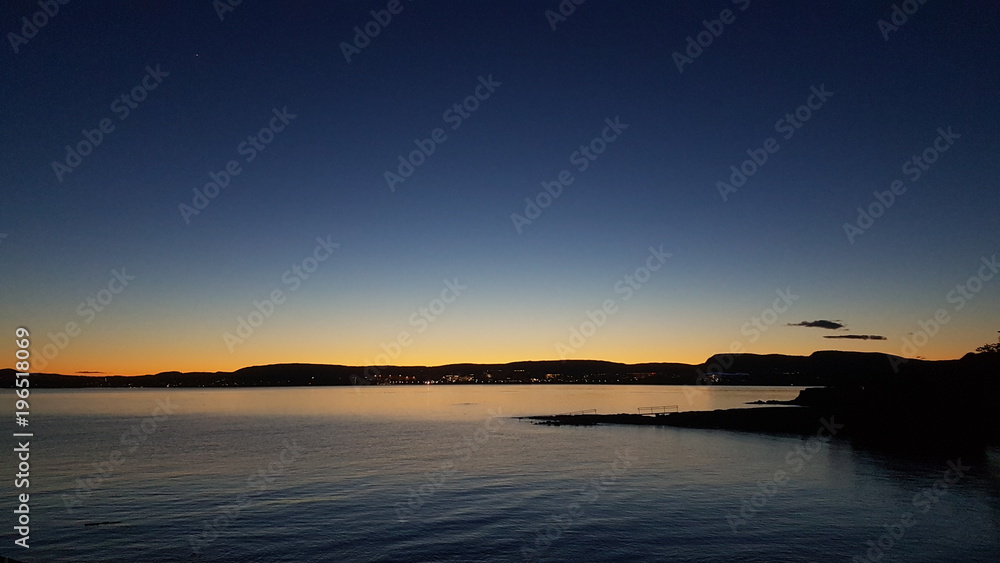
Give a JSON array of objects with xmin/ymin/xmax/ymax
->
[{"xmin": 975, "ymin": 331, "xmax": 1000, "ymax": 354}]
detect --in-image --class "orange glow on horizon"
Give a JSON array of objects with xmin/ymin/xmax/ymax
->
[{"xmin": 11, "ymin": 340, "xmax": 983, "ymax": 377}]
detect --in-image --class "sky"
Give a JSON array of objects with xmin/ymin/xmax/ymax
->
[{"xmin": 2, "ymin": 1, "xmax": 999, "ymax": 375}]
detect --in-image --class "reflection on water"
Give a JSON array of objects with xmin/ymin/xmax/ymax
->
[
  {"xmin": 33, "ymin": 384, "xmax": 807, "ymax": 419},
  {"xmin": 15, "ymin": 386, "xmax": 1000, "ymax": 562}
]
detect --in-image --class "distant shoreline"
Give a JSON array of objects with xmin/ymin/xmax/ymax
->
[{"xmin": 1, "ymin": 350, "xmax": 989, "ymax": 389}]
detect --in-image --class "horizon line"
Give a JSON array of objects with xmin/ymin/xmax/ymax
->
[{"xmin": 4, "ymin": 348, "xmax": 967, "ymax": 378}]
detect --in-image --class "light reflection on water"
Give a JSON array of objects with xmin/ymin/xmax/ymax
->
[
  {"xmin": 32, "ymin": 384, "xmax": 806, "ymax": 418},
  {"xmin": 14, "ymin": 386, "xmax": 1000, "ymax": 562}
]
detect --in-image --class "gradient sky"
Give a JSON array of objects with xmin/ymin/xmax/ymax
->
[{"xmin": 2, "ymin": 1, "xmax": 999, "ymax": 375}]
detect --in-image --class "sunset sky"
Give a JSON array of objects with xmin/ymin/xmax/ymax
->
[{"xmin": 2, "ymin": 1, "xmax": 998, "ymax": 375}]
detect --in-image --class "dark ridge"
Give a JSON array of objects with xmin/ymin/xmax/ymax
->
[{"xmin": 1, "ymin": 350, "xmax": 994, "ymax": 389}]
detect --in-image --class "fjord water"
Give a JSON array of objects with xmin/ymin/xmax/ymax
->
[{"xmin": 13, "ymin": 386, "xmax": 1000, "ymax": 562}]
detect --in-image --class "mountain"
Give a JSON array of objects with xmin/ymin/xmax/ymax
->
[{"xmin": 1, "ymin": 351, "xmax": 992, "ymax": 388}]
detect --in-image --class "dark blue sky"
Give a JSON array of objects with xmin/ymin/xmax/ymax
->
[{"xmin": 3, "ymin": 1, "xmax": 999, "ymax": 373}]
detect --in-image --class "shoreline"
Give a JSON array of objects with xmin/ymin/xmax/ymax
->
[{"xmin": 521, "ymin": 405, "xmax": 830, "ymax": 434}]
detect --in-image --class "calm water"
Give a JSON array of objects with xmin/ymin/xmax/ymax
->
[{"xmin": 5, "ymin": 386, "xmax": 999, "ymax": 562}]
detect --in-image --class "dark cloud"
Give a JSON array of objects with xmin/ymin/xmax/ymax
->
[
  {"xmin": 787, "ymin": 320, "xmax": 845, "ymax": 330},
  {"xmin": 76, "ymin": 370, "xmax": 105, "ymax": 374},
  {"xmin": 823, "ymin": 334, "xmax": 887, "ymax": 340}
]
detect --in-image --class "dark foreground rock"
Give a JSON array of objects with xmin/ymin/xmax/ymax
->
[
  {"xmin": 525, "ymin": 353, "xmax": 1000, "ymax": 453},
  {"xmin": 524, "ymin": 406, "xmax": 835, "ymax": 435}
]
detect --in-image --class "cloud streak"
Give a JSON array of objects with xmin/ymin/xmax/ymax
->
[
  {"xmin": 787, "ymin": 320, "xmax": 845, "ymax": 330},
  {"xmin": 823, "ymin": 334, "xmax": 887, "ymax": 341}
]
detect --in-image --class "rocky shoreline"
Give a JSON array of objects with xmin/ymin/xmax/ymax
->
[
  {"xmin": 522, "ymin": 363, "xmax": 1000, "ymax": 452},
  {"xmin": 523, "ymin": 405, "xmax": 836, "ymax": 435}
]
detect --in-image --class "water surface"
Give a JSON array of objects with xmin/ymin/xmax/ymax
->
[{"xmin": 9, "ymin": 386, "xmax": 1000, "ymax": 562}]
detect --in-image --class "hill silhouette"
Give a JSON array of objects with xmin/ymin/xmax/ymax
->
[{"xmin": 0, "ymin": 350, "xmax": 989, "ymax": 389}]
